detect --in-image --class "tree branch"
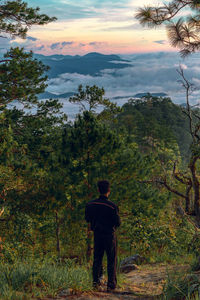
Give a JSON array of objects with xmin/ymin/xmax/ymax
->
[
  {"xmin": 139, "ymin": 178, "xmax": 187, "ymax": 199},
  {"xmin": 173, "ymin": 161, "xmax": 192, "ymax": 186}
]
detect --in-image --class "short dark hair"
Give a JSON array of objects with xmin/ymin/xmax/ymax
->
[{"xmin": 98, "ymin": 180, "xmax": 110, "ymax": 194}]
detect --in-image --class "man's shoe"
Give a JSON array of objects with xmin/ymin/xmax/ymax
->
[{"xmin": 107, "ymin": 286, "xmax": 116, "ymax": 293}]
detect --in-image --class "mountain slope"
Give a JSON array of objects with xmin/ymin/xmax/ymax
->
[{"xmin": 34, "ymin": 52, "xmax": 131, "ymax": 78}]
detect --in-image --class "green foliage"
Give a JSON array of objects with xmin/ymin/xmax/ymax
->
[
  {"xmin": 0, "ymin": 78, "xmax": 194, "ymax": 267},
  {"xmin": 0, "ymin": 0, "xmax": 56, "ymax": 108},
  {"xmin": 0, "ymin": 48, "xmax": 49, "ymax": 106},
  {"xmin": 69, "ymin": 84, "xmax": 121, "ymax": 115},
  {"xmin": 1, "ymin": 91, "xmax": 192, "ymax": 264},
  {"xmin": 117, "ymin": 96, "xmax": 190, "ymax": 160},
  {"xmin": 0, "ymin": 98, "xmax": 67, "ymax": 215},
  {"xmin": 0, "ymin": 0, "xmax": 56, "ymax": 39}
]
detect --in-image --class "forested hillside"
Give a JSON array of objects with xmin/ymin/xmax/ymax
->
[
  {"xmin": 0, "ymin": 83, "xmax": 199, "ymax": 297},
  {"xmin": 33, "ymin": 52, "xmax": 131, "ymax": 78},
  {"xmin": 117, "ymin": 96, "xmax": 192, "ymax": 160}
]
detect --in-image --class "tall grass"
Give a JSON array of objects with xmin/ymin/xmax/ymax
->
[
  {"xmin": 162, "ymin": 270, "xmax": 200, "ymax": 300},
  {"xmin": 0, "ymin": 258, "xmax": 92, "ymax": 299}
]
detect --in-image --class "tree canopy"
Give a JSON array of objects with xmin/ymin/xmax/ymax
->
[
  {"xmin": 0, "ymin": 47, "xmax": 49, "ymax": 106},
  {"xmin": 0, "ymin": 0, "xmax": 56, "ymax": 39},
  {"xmin": 0, "ymin": 1, "xmax": 55, "ymax": 106}
]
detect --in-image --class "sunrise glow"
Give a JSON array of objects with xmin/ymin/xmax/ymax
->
[{"xmin": 5, "ymin": 0, "xmax": 175, "ymax": 55}]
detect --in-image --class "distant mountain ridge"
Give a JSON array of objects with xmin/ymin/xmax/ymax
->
[
  {"xmin": 38, "ymin": 91, "xmax": 75, "ymax": 100},
  {"xmin": 39, "ymin": 91, "xmax": 168, "ymax": 100},
  {"xmin": 133, "ymin": 93, "xmax": 168, "ymax": 98},
  {"xmin": 33, "ymin": 52, "xmax": 131, "ymax": 78}
]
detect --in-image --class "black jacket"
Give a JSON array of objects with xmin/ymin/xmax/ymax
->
[{"xmin": 85, "ymin": 195, "xmax": 121, "ymax": 234}]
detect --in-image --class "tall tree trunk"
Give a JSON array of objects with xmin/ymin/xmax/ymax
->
[
  {"xmin": 190, "ymin": 156, "xmax": 200, "ymax": 226},
  {"xmin": 194, "ymin": 182, "xmax": 200, "ymax": 225},
  {"xmin": 185, "ymin": 185, "xmax": 192, "ymax": 213},
  {"xmin": 55, "ymin": 211, "xmax": 60, "ymax": 256},
  {"xmin": 86, "ymin": 149, "xmax": 93, "ymax": 261},
  {"xmin": 0, "ymin": 237, "xmax": 3, "ymax": 256},
  {"xmin": 0, "ymin": 207, "xmax": 5, "ymax": 256},
  {"xmin": 86, "ymin": 224, "xmax": 92, "ymax": 262}
]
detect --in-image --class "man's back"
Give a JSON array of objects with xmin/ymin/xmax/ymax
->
[{"xmin": 85, "ymin": 195, "xmax": 120, "ymax": 235}]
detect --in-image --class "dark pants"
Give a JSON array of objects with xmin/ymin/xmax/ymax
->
[{"xmin": 93, "ymin": 232, "xmax": 117, "ymax": 289}]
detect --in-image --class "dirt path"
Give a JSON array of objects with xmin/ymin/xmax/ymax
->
[
  {"xmin": 45, "ymin": 264, "xmax": 188, "ymax": 300},
  {"xmin": 125, "ymin": 264, "xmax": 187, "ymax": 296}
]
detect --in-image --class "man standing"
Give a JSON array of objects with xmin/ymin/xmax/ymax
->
[{"xmin": 85, "ymin": 180, "xmax": 120, "ymax": 292}]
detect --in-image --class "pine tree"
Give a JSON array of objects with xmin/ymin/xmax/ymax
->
[{"xmin": 136, "ymin": 0, "xmax": 200, "ymax": 56}]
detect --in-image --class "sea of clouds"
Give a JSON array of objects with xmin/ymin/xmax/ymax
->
[
  {"xmin": 4, "ymin": 51, "xmax": 200, "ymax": 119},
  {"xmin": 46, "ymin": 52, "xmax": 200, "ymax": 111}
]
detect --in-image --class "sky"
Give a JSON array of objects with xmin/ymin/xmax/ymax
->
[{"xmin": 1, "ymin": 0, "xmax": 175, "ymax": 55}]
